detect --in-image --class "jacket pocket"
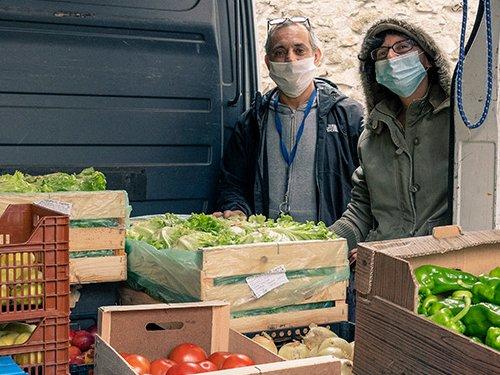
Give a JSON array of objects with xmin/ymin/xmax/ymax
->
[{"xmin": 426, "ymin": 215, "xmax": 450, "ymax": 234}]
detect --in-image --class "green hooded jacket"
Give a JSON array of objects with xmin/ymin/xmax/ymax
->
[{"xmin": 330, "ymin": 18, "xmax": 452, "ymax": 249}]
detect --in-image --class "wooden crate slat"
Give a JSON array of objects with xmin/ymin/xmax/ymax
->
[
  {"xmin": 70, "ymin": 227, "xmax": 125, "ymax": 252},
  {"xmin": 202, "ymin": 239, "xmax": 348, "ymax": 278},
  {"xmin": 202, "ymin": 278, "xmax": 347, "ymax": 312},
  {"xmin": 70, "ymin": 255, "xmax": 127, "ymax": 284},
  {"xmin": 0, "ymin": 190, "xmax": 127, "ymax": 220},
  {"xmin": 230, "ymin": 302, "xmax": 348, "ymax": 333}
]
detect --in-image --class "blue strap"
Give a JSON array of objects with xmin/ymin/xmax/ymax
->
[
  {"xmin": 456, "ymin": 0, "xmax": 493, "ymax": 129},
  {"xmin": 273, "ymin": 90, "xmax": 317, "ymax": 166}
]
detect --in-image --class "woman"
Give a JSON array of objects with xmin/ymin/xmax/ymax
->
[{"xmin": 331, "ymin": 19, "xmax": 452, "ymax": 321}]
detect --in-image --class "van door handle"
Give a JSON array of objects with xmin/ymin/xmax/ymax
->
[{"xmin": 228, "ymin": 0, "xmax": 241, "ymax": 106}]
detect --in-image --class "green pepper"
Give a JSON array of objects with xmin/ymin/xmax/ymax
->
[
  {"xmin": 415, "ymin": 265, "xmax": 477, "ymax": 296},
  {"xmin": 428, "ymin": 290, "xmax": 472, "ymax": 334},
  {"xmin": 418, "ymin": 294, "xmax": 439, "ymax": 315},
  {"xmin": 462, "ymin": 302, "xmax": 500, "ymax": 340},
  {"xmin": 470, "ymin": 336, "xmax": 483, "ymax": 344},
  {"xmin": 427, "ymin": 296, "xmax": 466, "ymax": 316},
  {"xmin": 472, "ymin": 275, "xmax": 500, "ymax": 305},
  {"xmin": 489, "ymin": 267, "xmax": 500, "ymax": 278},
  {"xmin": 485, "ymin": 326, "xmax": 500, "ymax": 351}
]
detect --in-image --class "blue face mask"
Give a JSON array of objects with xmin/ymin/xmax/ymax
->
[{"xmin": 375, "ymin": 51, "xmax": 427, "ymax": 97}]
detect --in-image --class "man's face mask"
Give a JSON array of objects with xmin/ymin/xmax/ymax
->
[
  {"xmin": 375, "ymin": 51, "xmax": 427, "ymax": 98},
  {"xmin": 269, "ymin": 57, "xmax": 316, "ymax": 98}
]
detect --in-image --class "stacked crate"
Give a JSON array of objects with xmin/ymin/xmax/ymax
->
[
  {"xmin": 0, "ymin": 191, "xmax": 128, "ymax": 284},
  {"xmin": 0, "ymin": 204, "xmax": 70, "ymax": 375}
]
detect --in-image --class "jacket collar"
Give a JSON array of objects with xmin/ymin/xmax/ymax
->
[
  {"xmin": 368, "ymin": 83, "xmax": 449, "ymax": 134},
  {"xmin": 255, "ymin": 78, "xmax": 346, "ymax": 124}
]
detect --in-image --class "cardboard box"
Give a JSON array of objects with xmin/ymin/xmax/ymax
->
[
  {"xmin": 94, "ymin": 302, "xmax": 342, "ymax": 374},
  {"xmin": 354, "ymin": 226, "xmax": 500, "ymax": 374}
]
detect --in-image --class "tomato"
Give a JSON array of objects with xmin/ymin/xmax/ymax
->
[
  {"xmin": 125, "ymin": 354, "xmax": 151, "ymax": 374},
  {"xmin": 198, "ymin": 360, "xmax": 217, "ymax": 372},
  {"xmin": 220, "ymin": 354, "xmax": 255, "ymax": 369},
  {"xmin": 168, "ymin": 343, "xmax": 207, "ymax": 363},
  {"xmin": 207, "ymin": 352, "xmax": 232, "ymax": 369},
  {"xmin": 151, "ymin": 358, "xmax": 177, "ymax": 375},
  {"xmin": 166, "ymin": 362, "xmax": 204, "ymax": 375}
]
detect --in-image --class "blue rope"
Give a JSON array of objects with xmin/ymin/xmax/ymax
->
[{"xmin": 455, "ymin": 0, "xmax": 494, "ymax": 129}]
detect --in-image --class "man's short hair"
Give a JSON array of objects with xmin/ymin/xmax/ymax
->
[{"xmin": 265, "ymin": 19, "xmax": 320, "ymax": 55}]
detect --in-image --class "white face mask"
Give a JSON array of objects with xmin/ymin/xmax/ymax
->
[{"xmin": 269, "ymin": 57, "xmax": 317, "ymax": 98}]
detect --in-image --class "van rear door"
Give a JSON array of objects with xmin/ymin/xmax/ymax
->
[{"xmin": 0, "ymin": 0, "xmax": 256, "ymax": 215}]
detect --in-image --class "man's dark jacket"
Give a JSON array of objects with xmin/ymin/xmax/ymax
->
[{"xmin": 217, "ymin": 78, "xmax": 364, "ymax": 226}]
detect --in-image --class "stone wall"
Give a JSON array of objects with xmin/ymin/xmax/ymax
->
[{"xmin": 254, "ymin": 0, "xmax": 478, "ymax": 104}]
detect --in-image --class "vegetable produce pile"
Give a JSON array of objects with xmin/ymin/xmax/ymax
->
[
  {"xmin": 252, "ymin": 324, "xmax": 354, "ymax": 375},
  {"xmin": 1, "ymin": 252, "xmax": 43, "ymax": 308},
  {"xmin": 127, "ymin": 213, "xmax": 336, "ymax": 250},
  {"xmin": 417, "ymin": 265, "xmax": 499, "ymax": 351},
  {"xmin": 121, "ymin": 342, "xmax": 255, "ymax": 374},
  {"xmin": 0, "ymin": 322, "xmax": 36, "ymax": 347},
  {"xmin": 69, "ymin": 325, "xmax": 97, "ymax": 365},
  {"xmin": 0, "ymin": 167, "xmax": 106, "ymax": 193},
  {"xmin": 0, "ymin": 322, "xmax": 42, "ymax": 365}
]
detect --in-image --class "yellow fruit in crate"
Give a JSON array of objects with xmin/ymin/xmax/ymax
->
[
  {"xmin": 30, "ymin": 351, "xmax": 43, "ymax": 364},
  {"xmin": 0, "ymin": 252, "xmax": 36, "ymax": 266},
  {"xmin": 11, "ymin": 283, "xmax": 43, "ymax": 306},
  {"xmin": 3, "ymin": 322, "xmax": 37, "ymax": 334},
  {"xmin": 19, "ymin": 269, "xmax": 43, "ymax": 282},
  {"xmin": 13, "ymin": 351, "xmax": 43, "ymax": 366},
  {"xmin": 13, "ymin": 353, "xmax": 29, "ymax": 366},
  {"xmin": 14, "ymin": 332, "xmax": 31, "ymax": 345},
  {"xmin": 0, "ymin": 269, "xmax": 14, "ymax": 281},
  {"xmin": 0, "ymin": 284, "xmax": 9, "ymax": 306},
  {"xmin": 0, "ymin": 332, "xmax": 19, "ymax": 346}
]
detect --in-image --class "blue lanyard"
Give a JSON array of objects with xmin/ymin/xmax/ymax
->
[{"xmin": 273, "ymin": 90, "xmax": 317, "ymax": 167}]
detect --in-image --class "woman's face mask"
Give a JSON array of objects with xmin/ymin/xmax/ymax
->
[
  {"xmin": 269, "ymin": 57, "xmax": 316, "ymax": 98},
  {"xmin": 375, "ymin": 51, "xmax": 427, "ymax": 97}
]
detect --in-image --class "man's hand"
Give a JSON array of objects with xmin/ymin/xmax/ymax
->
[
  {"xmin": 213, "ymin": 210, "xmax": 246, "ymax": 219},
  {"xmin": 349, "ymin": 248, "xmax": 357, "ymax": 268}
]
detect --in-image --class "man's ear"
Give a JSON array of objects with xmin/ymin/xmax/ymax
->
[
  {"xmin": 314, "ymin": 48, "xmax": 323, "ymax": 66},
  {"xmin": 265, "ymin": 54, "xmax": 271, "ymax": 70}
]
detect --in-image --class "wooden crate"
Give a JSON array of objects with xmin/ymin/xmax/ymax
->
[
  {"xmin": 95, "ymin": 302, "xmax": 342, "ymax": 375},
  {"xmin": 229, "ymin": 301, "xmax": 348, "ymax": 333},
  {"xmin": 119, "ymin": 285, "xmax": 348, "ymax": 333},
  {"xmin": 0, "ymin": 191, "xmax": 128, "ymax": 284},
  {"xmin": 127, "ymin": 238, "xmax": 349, "ymax": 315}
]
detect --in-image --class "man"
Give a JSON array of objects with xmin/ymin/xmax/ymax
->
[
  {"xmin": 331, "ymin": 18, "xmax": 452, "ymax": 260},
  {"xmin": 215, "ymin": 17, "xmax": 364, "ymax": 226}
]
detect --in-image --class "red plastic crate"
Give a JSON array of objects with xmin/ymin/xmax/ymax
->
[
  {"xmin": 0, "ymin": 204, "xmax": 69, "ymax": 320},
  {"xmin": 0, "ymin": 316, "xmax": 69, "ymax": 375}
]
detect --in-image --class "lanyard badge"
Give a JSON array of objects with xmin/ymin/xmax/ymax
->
[{"xmin": 273, "ymin": 90, "xmax": 317, "ymax": 215}]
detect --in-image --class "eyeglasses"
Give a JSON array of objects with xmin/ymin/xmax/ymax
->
[
  {"xmin": 370, "ymin": 39, "xmax": 417, "ymax": 61},
  {"xmin": 267, "ymin": 16, "xmax": 311, "ymax": 33}
]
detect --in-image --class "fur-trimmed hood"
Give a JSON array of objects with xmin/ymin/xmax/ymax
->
[{"xmin": 358, "ymin": 18, "xmax": 451, "ymax": 113}]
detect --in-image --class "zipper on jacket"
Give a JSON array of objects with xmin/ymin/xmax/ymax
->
[{"xmin": 315, "ymin": 109, "xmax": 322, "ymax": 222}]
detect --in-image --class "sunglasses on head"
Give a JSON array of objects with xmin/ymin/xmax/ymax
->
[{"xmin": 267, "ymin": 16, "xmax": 311, "ymax": 33}]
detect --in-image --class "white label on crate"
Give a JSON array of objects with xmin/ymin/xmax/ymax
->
[
  {"xmin": 35, "ymin": 199, "xmax": 72, "ymax": 216},
  {"xmin": 246, "ymin": 265, "xmax": 289, "ymax": 299}
]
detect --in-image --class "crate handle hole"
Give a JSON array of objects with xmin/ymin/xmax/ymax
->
[{"xmin": 146, "ymin": 322, "xmax": 184, "ymax": 331}]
